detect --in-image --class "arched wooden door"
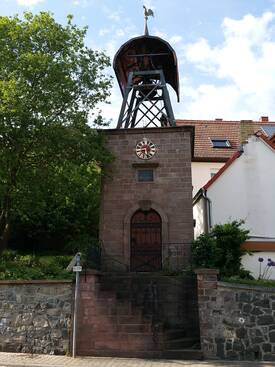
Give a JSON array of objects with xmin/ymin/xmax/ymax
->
[{"xmin": 130, "ymin": 209, "xmax": 162, "ymax": 272}]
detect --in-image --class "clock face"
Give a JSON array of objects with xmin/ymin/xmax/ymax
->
[{"xmin": 136, "ymin": 138, "xmax": 156, "ymax": 160}]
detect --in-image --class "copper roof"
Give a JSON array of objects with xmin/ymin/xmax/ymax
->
[
  {"xmin": 113, "ymin": 35, "xmax": 180, "ymax": 101},
  {"xmin": 177, "ymin": 119, "xmax": 275, "ymax": 162}
]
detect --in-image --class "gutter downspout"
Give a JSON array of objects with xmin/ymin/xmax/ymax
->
[{"xmin": 202, "ymin": 188, "xmax": 212, "ymax": 233}]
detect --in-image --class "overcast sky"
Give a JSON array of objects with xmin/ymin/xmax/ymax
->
[{"xmin": 2, "ymin": 0, "xmax": 275, "ymax": 126}]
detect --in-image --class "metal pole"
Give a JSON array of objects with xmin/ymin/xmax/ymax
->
[{"xmin": 72, "ymin": 253, "xmax": 81, "ymax": 358}]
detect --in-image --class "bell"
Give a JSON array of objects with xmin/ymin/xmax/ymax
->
[{"xmin": 138, "ymin": 86, "xmax": 157, "ymax": 100}]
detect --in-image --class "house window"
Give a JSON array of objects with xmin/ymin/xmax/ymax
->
[
  {"xmin": 137, "ymin": 169, "xmax": 154, "ymax": 182},
  {"xmin": 211, "ymin": 139, "xmax": 231, "ymax": 148}
]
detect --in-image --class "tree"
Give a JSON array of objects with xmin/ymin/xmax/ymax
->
[
  {"xmin": 0, "ymin": 12, "xmax": 112, "ymax": 251},
  {"xmin": 191, "ymin": 220, "xmax": 250, "ymax": 277},
  {"xmin": 12, "ymin": 130, "xmax": 112, "ymax": 253}
]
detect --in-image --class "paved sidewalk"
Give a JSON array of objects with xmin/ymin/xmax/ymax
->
[{"xmin": 0, "ymin": 353, "xmax": 275, "ymax": 367}]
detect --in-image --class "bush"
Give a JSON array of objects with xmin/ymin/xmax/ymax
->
[
  {"xmin": 191, "ymin": 220, "xmax": 250, "ymax": 277},
  {"xmin": 0, "ymin": 251, "xmax": 73, "ymax": 280}
]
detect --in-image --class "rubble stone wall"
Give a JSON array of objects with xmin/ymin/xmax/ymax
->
[
  {"xmin": 0, "ymin": 280, "xmax": 72, "ymax": 355},
  {"xmin": 196, "ymin": 269, "xmax": 275, "ymax": 361}
]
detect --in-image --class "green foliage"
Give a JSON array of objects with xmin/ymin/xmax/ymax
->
[
  {"xmin": 222, "ymin": 276, "xmax": 275, "ymax": 288},
  {"xmin": 0, "ymin": 11, "xmax": 113, "ymax": 250},
  {"xmin": 65, "ymin": 233, "xmax": 97, "ymax": 253},
  {"xmin": 191, "ymin": 220, "xmax": 250, "ymax": 277},
  {"xmin": 190, "ymin": 233, "xmax": 217, "ymax": 269},
  {"xmin": 0, "ymin": 250, "xmax": 72, "ymax": 280}
]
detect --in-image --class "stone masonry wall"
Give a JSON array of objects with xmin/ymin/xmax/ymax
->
[
  {"xmin": 0, "ymin": 280, "xmax": 72, "ymax": 355},
  {"xmin": 196, "ymin": 269, "xmax": 275, "ymax": 361}
]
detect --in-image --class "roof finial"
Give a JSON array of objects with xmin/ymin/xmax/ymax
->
[{"xmin": 143, "ymin": 5, "xmax": 154, "ymax": 35}]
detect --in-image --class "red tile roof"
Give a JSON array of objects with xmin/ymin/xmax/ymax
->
[
  {"xmin": 202, "ymin": 132, "xmax": 275, "ymax": 191},
  {"xmin": 176, "ymin": 119, "xmax": 275, "ymax": 162},
  {"xmin": 255, "ymin": 130, "xmax": 275, "ymax": 150}
]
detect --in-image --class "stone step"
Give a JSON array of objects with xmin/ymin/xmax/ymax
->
[
  {"xmin": 118, "ymin": 314, "xmax": 151, "ymax": 324},
  {"xmin": 99, "ymin": 280, "xmax": 131, "ymax": 291},
  {"xmin": 88, "ymin": 331, "xmax": 155, "ymax": 342},
  {"xmin": 92, "ymin": 318, "xmax": 118, "ymax": 332},
  {"xmin": 86, "ymin": 349, "xmax": 162, "ymax": 358},
  {"xmin": 93, "ymin": 334, "xmax": 158, "ymax": 352},
  {"xmin": 116, "ymin": 301, "xmax": 132, "ymax": 314},
  {"xmin": 99, "ymin": 283, "xmax": 141, "ymax": 299},
  {"xmin": 78, "ymin": 273, "xmax": 201, "ymax": 359},
  {"xmin": 95, "ymin": 286, "xmax": 117, "ymax": 298},
  {"xmin": 96, "ymin": 286, "xmax": 142, "ymax": 316},
  {"xmin": 161, "ymin": 348, "xmax": 203, "ymax": 360},
  {"xmin": 118, "ymin": 323, "xmax": 151, "ymax": 333},
  {"xmin": 94, "ymin": 307, "xmax": 144, "ymax": 319},
  {"xmin": 165, "ymin": 337, "xmax": 200, "ymax": 349},
  {"xmin": 165, "ymin": 328, "xmax": 186, "ymax": 340},
  {"xmin": 95, "ymin": 295, "xmax": 117, "ymax": 303},
  {"xmin": 94, "ymin": 303, "xmax": 117, "ymax": 316}
]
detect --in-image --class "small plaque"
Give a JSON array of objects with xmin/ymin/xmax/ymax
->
[{"xmin": 73, "ymin": 265, "xmax": 82, "ymax": 272}]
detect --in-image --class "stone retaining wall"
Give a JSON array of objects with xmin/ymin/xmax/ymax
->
[
  {"xmin": 195, "ymin": 269, "xmax": 275, "ymax": 361},
  {"xmin": 0, "ymin": 280, "xmax": 73, "ymax": 355}
]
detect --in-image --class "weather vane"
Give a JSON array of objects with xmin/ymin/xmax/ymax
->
[{"xmin": 143, "ymin": 5, "xmax": 154, "ymax": 35}]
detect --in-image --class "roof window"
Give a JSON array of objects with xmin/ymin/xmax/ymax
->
[
  {"xmin": 211, "ymin": 139, "xmax": 231, "ymax": 148},
  {"xmin": 261, "ymin": 125, "xmax": 275, "ymax": 138}
]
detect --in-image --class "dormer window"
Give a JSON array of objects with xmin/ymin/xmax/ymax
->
[{"xmin": 211, "ymin": 139, "xmax": 231, "ymax": 148}]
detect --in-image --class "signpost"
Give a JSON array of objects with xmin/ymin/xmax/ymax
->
[
  {"xmin": 71, "ymin": 252, "xmax": 81, "ymax": 358},
  {"xmin": 73, "ymin": 265, "xmax": 82, "ymax": 272}
]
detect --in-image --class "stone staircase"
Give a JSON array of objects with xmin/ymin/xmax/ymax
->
[
  {"xmin": 77, "ymin": 272, "xmax": 202, "ymax": 359},
  {"xmin": 163, "ymin": 329, "xmax": 202, "ymax": 360}
]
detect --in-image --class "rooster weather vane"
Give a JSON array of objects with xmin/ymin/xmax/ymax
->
[{"xmin": 143, "ymin": 5, "xmax": 154, "ymax": 35}]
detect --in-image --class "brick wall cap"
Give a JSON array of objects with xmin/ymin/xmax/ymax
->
[
  {"xmin": 218, "ymin": 281, "xmax": 275, "ymax": 293},
  {"xmin": 194, "ymin": 268, "xmax": 219, "ymax": 275},
  {"xmin": 0, "ymin": 279, "xmax": 72, "ymax": 285},
  {"xmin": 98, "ymin": 125, "xmax": 194, "ymax": 136}
]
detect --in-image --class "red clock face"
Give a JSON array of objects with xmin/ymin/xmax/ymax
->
[{"xmin": 136, "ymin": 138, "xmax": 156, "ymax": 160}]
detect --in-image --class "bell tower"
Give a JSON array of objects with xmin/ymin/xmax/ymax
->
[
  {"xmin": 99, "ymin": 10, "xmax": 194, "ymax": 272},
  {"xmin": 78, "ymin": 11, "xmax": 202, "ymax": 360},
  {"xmin": 114, "ymin": 14, "xmax": 179, "ymax": 128}
]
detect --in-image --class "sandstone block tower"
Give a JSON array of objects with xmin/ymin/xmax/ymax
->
[{"xmin": 99, "ymin": 19, "xmax": 194, "ymax": 273}]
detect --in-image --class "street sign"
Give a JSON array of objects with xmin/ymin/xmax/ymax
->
[
  {"xmin": 66, "ymin": 252, "xmax": 81, "ymax": 271},
  {"xmin": 73, "ymin": 265, "xmax": 82, "ymax": 272}
]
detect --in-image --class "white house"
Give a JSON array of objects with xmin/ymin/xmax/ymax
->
[
  {"xmin": 193, "ymin": 132, "xmax": 275, "ymax": 279},
  {"xmin": 177, "ymin": 117, "xmax": 275, "ymax": 196}
]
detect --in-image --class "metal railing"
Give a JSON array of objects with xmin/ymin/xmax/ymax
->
[
  {"xmin": 84, "ymin": 242, "xmax": 192, "ymax": 273},
  {"xmin": 84, "ymin": 242, "xmax": 101, "ymax": 270}
]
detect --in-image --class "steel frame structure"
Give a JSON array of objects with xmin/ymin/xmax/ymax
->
[{"xmin": 117, "ymin": 70, "xmax": 176, "ymax": 129}]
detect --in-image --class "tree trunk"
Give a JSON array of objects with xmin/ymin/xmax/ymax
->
[
  {"xmin": 0, "ymin": 166, "xmax": 17, "ymax": 253},
  {"xmin": 0, "ymin": 194, "xmax": 12, "ymax": 253},
  {"xmin": 0, "ymin": 220, "xmax": 11, "ymax": 252}
]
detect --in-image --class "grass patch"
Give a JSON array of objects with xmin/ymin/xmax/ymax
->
[
  {"xmin": 0, "ymin": 250, "xmax": 73, "ymax": 280},
  {"xmin": 221, "ymin": 276, "xmax": 275, "ymax": 288}
]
